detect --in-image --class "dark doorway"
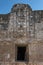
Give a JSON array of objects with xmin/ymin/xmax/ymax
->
[{"xmin": 17, "ymin": 47, "xmax": 26, "ymax": 61}]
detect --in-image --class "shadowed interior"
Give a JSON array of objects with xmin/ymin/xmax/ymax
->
[{"xmin": 17, "ymin": 47, "xmax": 26, "ymax": 61}]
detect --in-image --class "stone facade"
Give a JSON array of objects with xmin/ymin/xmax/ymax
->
[{"xmin": 0, "ymin": 4, "xmax": 43, "ymax": 65}]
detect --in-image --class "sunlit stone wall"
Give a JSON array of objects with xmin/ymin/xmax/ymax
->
[{"xmin": 0, "ymin": 4, "xmax": 43, "ymax": 63}]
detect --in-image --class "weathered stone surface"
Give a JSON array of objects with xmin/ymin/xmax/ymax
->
[{"xmin": 0, "ymin": 4, "xmax": 43, "ymax": 65}]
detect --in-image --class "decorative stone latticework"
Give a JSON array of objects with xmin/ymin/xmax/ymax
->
[{"xmin": 0, "ymin": 4, "xmax": 43, "ymax": 65}]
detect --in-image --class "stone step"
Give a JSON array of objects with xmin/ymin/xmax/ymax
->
[{"xmin": 0, "ymin": 62, "xmax": 43, "ymax": 65}]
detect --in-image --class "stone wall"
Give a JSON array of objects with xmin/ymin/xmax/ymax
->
[{"xmin": 0, "ymin": 4, "xmax": 43, "ymax": 65}]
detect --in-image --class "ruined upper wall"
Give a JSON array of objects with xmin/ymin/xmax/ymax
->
[
  {"xmin": 33, "ymin": 10, "xmax": 43, "ymax": 20},
  {"xmin": 0, "ymin": 4, "xmax": 43, "ymax": 31},
  {"xmin": 0, "ymin": 4, "xmax": 43, "ymax": 23},
  {"xmin": 0, "ymin": 13, "xmax": 10, "ymax": 22},
  {"xmin": 11, "ymin": 4, "xmax": 32, "ymax": 13},
  {"xmin": 0, "ymin": 14, "xmax": 10, "ymax": 30}
]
